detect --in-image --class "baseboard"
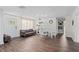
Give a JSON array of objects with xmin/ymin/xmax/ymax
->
[
  {"xmin": 73, "ymin": 39, "xmax": 79, "ymax": 43},
  {"xmin": 11, "ymin": 36, "xmax": 20, "ymax": 39}
]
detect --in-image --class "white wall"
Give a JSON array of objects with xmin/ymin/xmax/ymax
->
[
  {"xmin": 35, "ymin": 16, "xmax": 73, "ymax": 39},
  {"xmin": 0, "ymin": 9, "xmax": 4, "ymax": 44},
  {"xmin": 75, "ymin": 16, "xmax": 79, "ymax": 42},
  {"xmin": 72, "ymin": 16, "xmax": 79, "ymax": 42},
  {"xmin": 3, "ymin": 13, "xmax": 22, "ymax": 38},
  {"xmin": 35, "ymin": 17, "xmax": 57, "ymax": 37},
  {"xmin": 65, "ymin": 16, "xmax": 73, "ymax": 38},
  {"xmin": 3, "ymin": 12, "xmax": 35, "ymax": 38},
  {"xmin": 71, "ymin": 7, "xmax": 79, "ymax": 42}
]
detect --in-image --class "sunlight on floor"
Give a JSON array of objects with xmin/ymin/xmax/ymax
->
[
  {"xmin": 60, "ymin": 34, "xmax": 68, "ymax": 47},
  {"xmin": 60, "ymin": 23, "xmax": 69, "ymax": 51},
  {"xmin": 59, "ymin": 34, "xmax": 69, "ymax": 51}
]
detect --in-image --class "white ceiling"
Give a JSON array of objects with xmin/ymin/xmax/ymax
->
[{"xmin": 0, "ymin": 6, "xmax": 77, "ymax": 18}]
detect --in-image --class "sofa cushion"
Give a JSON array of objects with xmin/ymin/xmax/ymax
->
[{"xmin": 26, "ymin": 29, "xmax": 33, "ymax": 32}]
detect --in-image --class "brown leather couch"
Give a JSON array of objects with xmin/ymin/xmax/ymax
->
[{"xmin": 20, "ymin": 29, "xmax": 36, "ymax": 37}]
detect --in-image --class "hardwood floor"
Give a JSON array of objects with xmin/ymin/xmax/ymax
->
[{"xmin": 0, "ymin": 34, "xmax": 79, "ymax": 52}]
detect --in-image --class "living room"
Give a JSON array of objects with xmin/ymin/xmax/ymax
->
[{"xmin": 0, "ymin": 6, "xmax": 79, "ymax": 52}]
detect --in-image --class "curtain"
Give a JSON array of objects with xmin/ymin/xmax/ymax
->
[{"xmin": 22, "ymin": 19, "xmax": 33, "ymax": 30}]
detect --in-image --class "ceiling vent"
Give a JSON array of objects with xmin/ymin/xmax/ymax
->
[{"xmin": 19, "ymin": 6, "xmax": 26, "ymax": 9}]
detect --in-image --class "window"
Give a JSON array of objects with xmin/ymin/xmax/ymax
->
[{"xmin": 22, "ymin": 19, "xmax": 33, "ymax": 30}]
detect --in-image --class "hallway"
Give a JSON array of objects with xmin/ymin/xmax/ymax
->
[{"xmin": 0, "ymin": 35, "xmax": 79, "ymax": 52}]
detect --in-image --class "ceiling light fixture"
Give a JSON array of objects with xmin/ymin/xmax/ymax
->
[{"xmin": 19, "ymin": 6, "xmax": 26, "ymax": 9}]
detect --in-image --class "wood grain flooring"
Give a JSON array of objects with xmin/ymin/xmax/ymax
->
[{"xmin": 0, "ymin": 35, "xmax": 79, "ymax": 52}]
